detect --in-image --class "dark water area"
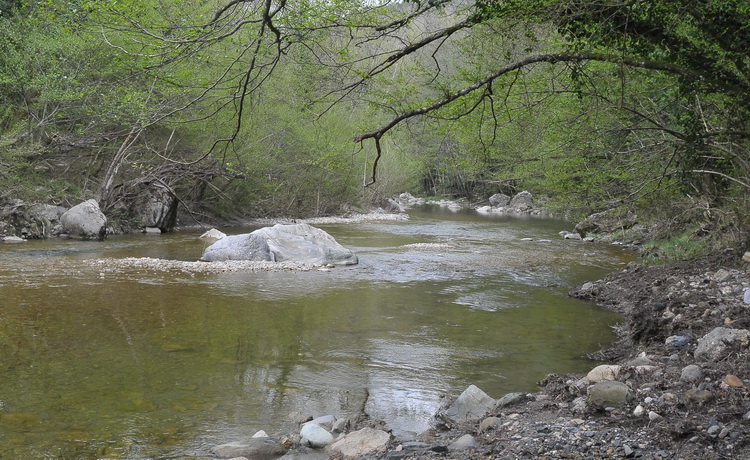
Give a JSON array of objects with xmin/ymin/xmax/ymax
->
[{"xmin": 0, "ymin": 206, "xmax": 636, "ymax": 458}]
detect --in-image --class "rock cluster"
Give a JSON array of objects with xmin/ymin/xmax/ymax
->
[
  {"xmin": 395, "ymin": 192, "xmax": 464, "ymax": 211},
  {"xmin": 210, "ymin": 413, "xmax": 390, "ymax": 459},
  {"xmin": 474, "ymin": 190, "xmax": 547, "ymax": 216},
  {"xmin": 0, "ymin": 196, "xmax": 178, "ymax": 239},
  {"xmin": 0, "ymin": 200, "xmax": 68, "ymax": 239}
]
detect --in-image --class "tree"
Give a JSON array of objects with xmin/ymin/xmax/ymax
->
[
  {"xmin": 6, "ymin": 0, "xmax": 749, "ymax": 228},
  {"xmin": 94, "ymin": 0, "xmax": 749, "ymax": 195}
]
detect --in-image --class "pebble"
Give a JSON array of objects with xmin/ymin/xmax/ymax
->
[
  {"xmin": 680, "ymin": 364, "xmax": 704, "ymax": 382},
  {"xmin": 685, "ymin": 388, "xmax": 713, "ymax": 403},
  {"xmin": 723, "ymin": 374, "xmax": 744, "ymax": 387},
  {"xmin": 587, "ymin": 364, "xmax": 621, "ymax": 383},
  {"xmin": 665, "ymin": 335, "xmax": 691, "ymax": 349}
]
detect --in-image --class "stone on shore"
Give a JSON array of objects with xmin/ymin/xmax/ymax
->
[
  {"xmin": 202, "ymin": 223, "xmax": 358, "ymax": 266},
  {"xmin": 685, "ymin": 388, "xmax": 714, "ymax": 404},
  {"xmin": 509, "ymin": 190, "xmax": 534, "ymax": 211},
  {"xmin": 574, "ymin": 208, "xmax": 637, "ymax": 238},
  {"xmin": 723, "ymin": 374, "xmax": 744, "ymax": 387},
  {"xmin": 328, "ymin": 427, "xmax": 390, "ymax": 458},
  {"xmin": 210, "ymin": 438, "xmax": 287, "ymax": 459},
  {"xmin": 665, "ymin": 335, "xmax": 691, "ymax": 349},
  {"xmin": 2, "ymin": 235, "xmax": 25, "ymax": 243},
  {"xmin": 625, "ymin": 354, "xmax": 655, "ymax": 367},
  {"xmin": 587, "ymin": 364, "xmax": 621, "ymax": 383},
  {"xmin": 479, "ymin": 416, "xmax": 500, "ymax": 433},
  {"xmin": 133, "ymin": 184, "xmax": 177, "ymax": 232},
  {"xmin": 300, "ymin": 423, "xmax": 333, "ymax": 448},
  {"xmin": 680, "ymin": 364, "xmax": 704, "ymax": 383},
  {"xmin": 448, "ymin": 434, "xmax": 477, "ymax": 451},
  {"xmin": 0, "ymin": 201, "xmax": 68, "ymax": 239},
  {"xmin": 440, "ymin": 384, "xmax": 497, "ymax": 423},
  {"xmin": 494, "ymin": 392, "xmax": 526, "ymax": 408},
  {"xmin": 306, "ymin": 414, "xmax": 336, "ymax": 430},
  {"xmin": 587, "ymin": 381, "xmax": 634, "ymax": 409},
  {"xmin": 397, "ymin": 192, "xmax": 426, "ymax": 206},
  {"xmin": 332, "ymin": 417, "xmax": 349, "ymax": 433},
  {"xmin": 694, "ymin": 327, "xmax": 750, "ymax": 361},
  {"xmin": 489, "ymin": 193, "xmax": 511, "ymax": 207}
]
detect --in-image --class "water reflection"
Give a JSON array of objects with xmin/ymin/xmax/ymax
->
[{"xmin": 0, "ymin": 207, "xmax": 634, "ymax": 457}]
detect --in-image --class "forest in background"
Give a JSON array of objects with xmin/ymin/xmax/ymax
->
[{"xmin": 1, "ymin": 0, "xmax": 749, "ymax": 259}]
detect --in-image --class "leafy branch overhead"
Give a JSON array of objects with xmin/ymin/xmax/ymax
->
[
  {"xmin": 346, "ymin": 0, "xmax": 750, "ymax": 183},
  {"xmin": 1, "ymin": 0, "xmax": 748, "ymax": 226},
  {"xmin": 97, "ymin": 0, "xmax": 748, "ymax": 185}
]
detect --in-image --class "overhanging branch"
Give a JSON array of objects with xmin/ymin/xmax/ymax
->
[{"xmin": 354, "ymin": 51, "xmax": 710, "ymax": 183}]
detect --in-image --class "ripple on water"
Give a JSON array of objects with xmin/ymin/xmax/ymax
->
[{"xmin": 0, "ymin": 208, "xmax": 634, "ymax": 458}]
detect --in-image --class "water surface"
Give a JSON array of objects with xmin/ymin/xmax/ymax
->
[{"xmin": 0, "ymin": 207, "xmax": 634, "ymax": 458}]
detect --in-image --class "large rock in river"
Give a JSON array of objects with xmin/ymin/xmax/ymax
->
[
  {"xmin": 201, "ymin": 223, "xmax": 358, "ymax": 265},
  {"xmin": 60, "ymin": 199, "xmax": 107, "ymax": 240}
]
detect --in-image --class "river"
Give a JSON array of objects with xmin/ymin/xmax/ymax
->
[{"xmin": 0, "ymin": 206, "xmax": 634, "ymax": 458}]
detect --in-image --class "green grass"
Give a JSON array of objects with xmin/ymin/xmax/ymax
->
[{"xmin": 640, "ymin": 236, "xmax": 708, "ymax": 263}]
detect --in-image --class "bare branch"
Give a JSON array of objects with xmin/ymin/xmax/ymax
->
[{"xmin": 690, "ymin": 169, "xmax": 750, "ymax": 190}]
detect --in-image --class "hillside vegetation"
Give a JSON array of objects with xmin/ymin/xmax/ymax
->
[{"xmin": 1, "ymin": 0, "xmax": 749, "ymax": 256}]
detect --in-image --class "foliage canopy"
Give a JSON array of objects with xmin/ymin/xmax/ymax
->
[{"xmin": 1, "ymin": 0, "xmax": 749, "ymax": 243}]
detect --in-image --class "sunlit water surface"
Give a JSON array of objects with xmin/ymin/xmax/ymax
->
[{"xmin": 0, "ymin": 207, "xmax": 635, "ymax": 458}]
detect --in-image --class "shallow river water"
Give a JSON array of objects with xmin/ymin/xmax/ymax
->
[{"xmin": 0, "ymin": 206, "xmax": 635, "ymax": 458}]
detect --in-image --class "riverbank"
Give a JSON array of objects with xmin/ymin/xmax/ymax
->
[
  {"xmin": 5, "ymin": 199, "xmax": 748, "ymax": 458},
  {"xmin": 196, "ymin": 239, "xmax": 750, "ymax": 459},
  {"xmin": 335, "ymin": 249, "xmax": 750, "ymax": 459},
  {"xmin": 100, "ymin": 207, "xmax": 750, "ymax": 459}
]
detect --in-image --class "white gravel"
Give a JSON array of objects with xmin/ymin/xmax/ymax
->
[{"xmin": 91, "ymin": 257, "xmax": 319, "ymax": 273}]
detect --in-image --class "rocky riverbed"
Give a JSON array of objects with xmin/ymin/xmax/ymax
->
[
  {"xmin": 12, "ymin": 202, "xmax": 748, "ymax": 459},
  {"xmin": 213, "ymin": 249, "xmax": 750, "ymax": 460},
  {"xmin": 388, "ymin": 249, "xmax": 750, "ymax": 460}
]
